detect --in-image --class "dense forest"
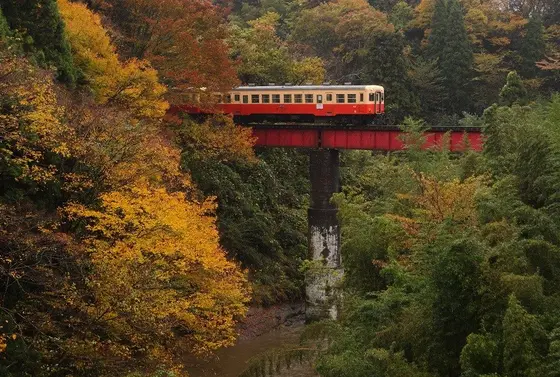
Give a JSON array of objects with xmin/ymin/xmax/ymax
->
[{"xmin": 0, "ymin": 0, "xmax": 559, "ymax": 376}]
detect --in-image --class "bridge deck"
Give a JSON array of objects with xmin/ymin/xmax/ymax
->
[{"xmin": 249, "ymin": 124, "xmax": 483, "ymax": 151}]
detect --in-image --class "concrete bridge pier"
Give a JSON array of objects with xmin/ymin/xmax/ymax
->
[{"xmin": 306, "ymin": 149, "xmax": 343, "ymax": 321}]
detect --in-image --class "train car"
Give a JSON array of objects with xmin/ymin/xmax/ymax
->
[
  {"xmin": 180, "ymin": 84, "xmax": 385, "ymax": 125},
  {"xmin": 222, "ymin": 85, "xmax": 385, "ymax": 125}
]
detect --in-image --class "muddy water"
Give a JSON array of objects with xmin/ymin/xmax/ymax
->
[{"xmin": 186, "ymin": 322, "xmax": 318, "ymax": 377}]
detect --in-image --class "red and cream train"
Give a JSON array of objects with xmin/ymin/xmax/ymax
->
[{"xmin": 182, "ymin": 84, "xmax": 385, "ymax": 125}]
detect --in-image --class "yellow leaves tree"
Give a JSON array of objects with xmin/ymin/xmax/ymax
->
[
  {"xmin": 63, "ymin": 181, "xmax": 251, "ymax": 356},
  {"xmin": 388, "ymin": 174, "xmax": 486, "ymax": 247},
  {"xmin": 411, "ymin": 175, "xmax": 483, "ymax": 226},
  {"xmin": 0, "ymin": 334, "xmax": 16, "ymax": 353},
  {"xmin": 465, "ymin": 7, "xmax": 489, "ymax": 46},
  {"xmin": 0, "ymin": 7, "xmax": 251, "ymax": 375},
  {"xmin": 57, "ymin": 0, "xmax": 168, "ymax": 119},
  {"xmin": 409, "ymin": 0, "xmax": 435, "ymax": 30},
  {"xmin": 0, "ymin": 49, "xmax": 71, "ymax": 186},
  {"xmin": 291, "ymin": 57, "xmax": 327, "ymax": 85},
  {"xmin": 60, "ymin": 99, "xmax": 184, "ymax": 194},
  {"xmin": 175, "ymin": 115, "xmax": 256, "ymax": 163}
]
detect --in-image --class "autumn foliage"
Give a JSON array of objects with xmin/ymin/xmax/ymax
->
[
  {"xmin": 92, "ymin": 0, "xmax": 240, "ymax": 101},
  {"xmin": 3, "ymin": 0, "xmax": 560, "ymax": 375},
  {"xmin": 58, "ymin": 0, "xmax": 169, "ymax": 119},
  {"xmin": 63, "ymin": 183, "xmax": 250, "ymax": 355},
  {"xmin": 0, "ymin": 51, "xmax": 70, "ymax": 187},
  {"xmin": 0, "ymin": 1, "xmax": 253, "ymax": 374}
]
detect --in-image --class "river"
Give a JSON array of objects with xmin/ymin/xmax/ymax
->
[{"xmin": 186, "ymin": 312, "xmax": 318, "ymax": 377}]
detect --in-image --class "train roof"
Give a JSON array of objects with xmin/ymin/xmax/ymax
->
[{"xmin": 233, "ymin": 85, "xmax": 384, "ymax": 91}]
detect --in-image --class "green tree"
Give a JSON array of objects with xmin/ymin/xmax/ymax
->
[
  {"xmin": 290, "ymin": 0, "xmax": 394, "ymax": 83},
  {"xmin": 306, "ymin": 97, "xmax": 560, "ymax": 377},
  {"xmin": 0, "ymin": 9, "xmax": 10, "ymax": 39},
  {"xmin": 390, "ymin": 1, "xmax": 414, "ymax": 31},
  {"xmin": 460, "ymin": 333, "xmax": 499, "ymax": 377},
  {"xmin": 364, "ymin": 32, "xmax": 420, "ymax": 122},
  {"xmin": 409, "ymin": 57, "xmax": 445, "ymax": 118},
  {"xmin": 519, "ymin": 16, "xmax": 546, "ymax": 78},
  {"xmin": 427, "ymin": 0, "xmax": 448, "ymax": 59},
  {"xmin": 1, "ymin": 0, "xmax": 78, "ymax": 84},
  {"xmin": 427, "ymin": 0, "xmax": 473, "ymax": 114},
  {"xmin": 229, "ymin": 12, "xmax": 325, "ymax": 84},
  {"xmin": 441, "ymin": 0, "xmax": 474, "ymax": 113},
  {"xmin": 429, "ymin": 239, "xmax": 485, "ymax": 376},
  {"xmin": 502, "ymin": 295, "xmax": 543, "ymax": 377},
  {"xmin": 500, "ymin": 71, "xmax": 528, "ymax": 106},
  {"xmin": 541, "ymin": 326, "xmax": 560, "ymax": 377},
  {"xmin": 178, "ymin": 133, "xmax": 309, "ymax": 304}
]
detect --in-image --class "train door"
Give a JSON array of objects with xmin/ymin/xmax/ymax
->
[
  {"xmin": 316, "ymin": 94, "xmax": 324, "ymax": 109},
  {"xmin": 325, "ymin": 92, "xmax": 334, "ymax": 116},
  {"xmin": 376, "ymin": 92, "xmax": 381, "ymax": 114}
]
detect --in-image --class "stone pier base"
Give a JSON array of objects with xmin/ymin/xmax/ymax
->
[{"xmin": 305, "ymin": 149, "xmax": 343, "ymax": 321}]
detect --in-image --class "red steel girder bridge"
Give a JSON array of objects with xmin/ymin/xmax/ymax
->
[
  {"xmin": 249, "ymin": 124, "xmax": 483, "ymax": 151},
  {"xmin": 242, "ymin": 122, "xmax": 484, "ymax": 320}
]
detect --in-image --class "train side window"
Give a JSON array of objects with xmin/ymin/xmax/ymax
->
[
  {"xmin": 336, "ymin": 94, "xmax": 345, "ymax": 103},
  {"xmin": 235, "ymin": 94, "xmax": 240, "ymax": 102},
  {"xmin": 348, "ymin": 94, "xmax": 356, "ymax": 103},
  {"xmin": 326, "ymin": 94, "xmax": 332, "ymax": 102},
  {"xmin": 294, "ymin": 94, "xmax": 303, "ymax": 103},
  {"xmin": 369, "ymin": 93, "xmax": 375, "ymax": 102},
  {"xmin": 225, "ymin": 95, "xmax": 232, "ymax": 103},
  {"xmin": 284, "ymin": 94, "xmax": 292, "ymax": 103},
  {"xmin": 317, "ymin": 95, "xmax": 323, "ymax": 104},
  {"xmin": 376, "ymin": 92, "xmax": 380, "ymax": 102},
  {"xmin": 381, "ymin": 93, "xmax": 384, "ymax": 102},
  {"xmin": 360, "ymin": 93, "xmax": 364, "ymax": 102},
  {"xmin": 305, "ymin": 94, "xmax": 314, "ymax": 103},
  {"xmin": 251, "ymin": 94, "xmax": 260, "ymax": 103},
  {"xmin": 214, "ymin": 94, "xmax": 223, "ymax": 103},
  {"xmin": 272, "ymin": 94, "xmax": 280, "ymax": 103},
  {"xmin": 243, "ymin": 95, "xmax": 248, "ymax": 104},
  {"xmin": 262, "ymin": 94, "xmax": 270, "ymax": 103}
]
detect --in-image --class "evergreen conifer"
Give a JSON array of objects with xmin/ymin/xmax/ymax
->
[
  {"xmin": 390, "ymin": 1, "xmax": 414, "ymax": 31},
  {"xmin": 427, "ymin": 0, "xmax": 473, "ymax": 114},
  {"xmin": 519, "ymin": 16, "xmax": 546, "ymax": 78},
  {"xmin": 427, "ymin": 0, "xmax": 448, "ymax": 61},
  {"xmin": 441, "ymin": 0, "xmax": 473, "ymax": 113},
  {"xmin": 2, "ymin": 0, "xmax": 78, "ymax": 84},
  {"xmin": 365, "ymin": 33, "xmax": 420, "ymax": 123},
  {"xmin": 500, "ymin": 71, "xmax": 528, "ymax": 106}
]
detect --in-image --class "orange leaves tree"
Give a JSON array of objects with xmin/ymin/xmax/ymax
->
[
  {"xmin": 537, "ymin": 53, "xmax": 560, "ymax": 70},
  {"xmin": 94, "ymin": 0, "xmax": 239, "ymax": 100}
]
